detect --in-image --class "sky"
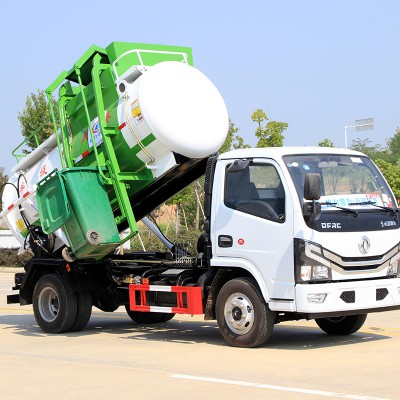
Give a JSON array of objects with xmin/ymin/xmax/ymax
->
[{"xmin": 1, "ymin": 0, "xmax": 399, "ymax": 175}]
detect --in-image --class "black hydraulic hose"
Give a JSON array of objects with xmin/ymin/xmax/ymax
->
[
  {"xmin": 16, "ymin": 174, "xmax": 28, "ymax": 197},
  {"xmin": 0, "ymin": 180, "xmax": 33, "ymax": 252},
  {"xmin": 15, "ymin": 173, "xmax": 52, "ymax": 255},
  {"xmin": 0, "ymin": 181, "xmax": 18, "ymax": 197},
  {"xmin": 0, "ymin": 178, "xmax": 46, "ymax": 254},
  {"xmin": 141, "ymin": 267, "xmax": 168, "ymax": 280}
]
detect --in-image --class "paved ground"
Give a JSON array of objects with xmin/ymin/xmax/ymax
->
[{"xmin": 1, "ymin": 271, "xmax": 400, "ymax": 400}]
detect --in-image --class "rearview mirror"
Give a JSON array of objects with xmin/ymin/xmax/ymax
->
[
  {"xmin": 303, "ymin": 173, "xmax": 321, "ymax": 220},
  {"xmin": 304, "ymin": 173, "xmax": 321, "ymax": 200},
  {"xmin": 318, "ymin": 161, "xmax": 338, "ymax": 168}
]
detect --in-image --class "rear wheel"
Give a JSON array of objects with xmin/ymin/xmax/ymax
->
[
  {"xmin": 33, "ymin": 274, "xmax": 77, "ymax": 333},
  {"xmin": 216, "ymin": 277, "xmax": 275, "ymax": 347},
  {"xmin": 315, "ymin": 314, "xmax": 367, "ymax": 335},
  {"xmin": 125, "ymin": 305, "xmax": 175, "ymax": 324},
  {"xmin": 70, "ymin": 290, "xmax": 92, "ymax": 332}
]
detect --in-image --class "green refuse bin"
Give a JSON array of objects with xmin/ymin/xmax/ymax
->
[{"xmin": 37, "ymin": 167, "xmax": 121, "ymax": 259}]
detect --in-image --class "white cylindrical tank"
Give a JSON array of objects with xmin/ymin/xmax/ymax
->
[{"xmin": 117, "ymin": 61, "xmax": 229, "ymax": 169}]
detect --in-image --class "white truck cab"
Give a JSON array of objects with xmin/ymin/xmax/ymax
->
[{"xmin": 205, "ymin": 147, "xmax": 400, "ymax": 346}]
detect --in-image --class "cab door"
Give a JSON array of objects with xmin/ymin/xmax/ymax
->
[{"xmin": 212, "ymin": 158, "xmax": 295, "ymax": 300}]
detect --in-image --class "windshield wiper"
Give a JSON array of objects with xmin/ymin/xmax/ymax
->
[
  {"xmin": 320, "ymin": 202, "xmax": 359, "ymax": 217},
  {"xmin": 349, "ymin": 201, "xmax": 397, "ymax": 216}
]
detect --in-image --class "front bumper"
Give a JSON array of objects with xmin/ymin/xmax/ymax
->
[{"xmin": 295, "ymin": 277, "xmax": 400, "ymax": 317}]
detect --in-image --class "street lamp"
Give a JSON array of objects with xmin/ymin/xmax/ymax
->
[{"xmin": 344, "ymin": 118, "xmax": 374, "ymax": 149}]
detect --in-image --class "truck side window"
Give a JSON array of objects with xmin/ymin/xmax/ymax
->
[{"xmin": 225, "ymin": 162, "xmax": 285, "ymax": 222}]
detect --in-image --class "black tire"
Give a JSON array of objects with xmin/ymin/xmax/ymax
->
[
  {"xmin": 158, "ymin": 313, "xmax": 175, "ymax": 323},
  {"xmin": 216, "ymin": 277, "xmax": 275, "ymax": 348},
  {"xmin": 125, "ymin": 305, "xmax": 175, "ymax": 324},
  {"xmin": 70, "ymin": 290, "xmax": 92, "ymax": 332},
  {"xmin": 93, "ymin": 297, "xmax": 119, "ymax": 312},
  {"xmin": 315, "ymin": 314, "xmax": 367, "ymax": 335},
  {"xmin": 33, "ymin": 274, "xmax": 77, "ymax": 334}
]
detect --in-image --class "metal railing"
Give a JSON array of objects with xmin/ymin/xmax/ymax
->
[
  {"xmin": 112, "ymin": 49, "xmax": 189, "ymax": 81},
  {"xmin": 12, "ymin": 120, "xmax": 51, "ymax": 162}
]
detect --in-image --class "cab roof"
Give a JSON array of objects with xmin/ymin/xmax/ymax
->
[{"xmin": 219, "ymin": 146, "xmax": 365, "ymax": 160}]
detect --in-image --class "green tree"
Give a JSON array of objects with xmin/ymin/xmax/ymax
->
[
  {"xmin": 350, "ymin": 138, "xmax": 389, "ymax": 161},
  {"xmin": 18, "ymin": 90, "xmax": 57, "ymax": 149},
  {"xmin": 232, "ymin": 135, "xmax": 250, "ymax": 150},
  {"xmin": 219, "ymin": 119, "xmax": 249, "ymax": 153},
  {"xmin": 251, "ymin": 109, "xmax": 267, "ymax": 129},
  {"xmin": 374, "ymin": 159, "xmax": 400, "ymax": 200},
  {"xmin": 350, "ymin": 138, "xmax": 373, "ymax": 153},
  {"xmin": 387, "ymin": 128, "xmax": 400, "ymax": 164},
  {"xmin": 349, "ymin": 131, "xmax": 400, "ymax": 201},
  {"xmin": 164, "ymin": 178, "xmax": 207, "ymax": 233},
  {"xmin": 251, "ymin": 108, "xmax": 288, "ymax": 147},
  {"xmin": 168, "ymin": 184, "xmax": 199, "ymax": 231},
  {"xmin": 318, "ymin": 138, "xmax": 335, "ymax": 147}
]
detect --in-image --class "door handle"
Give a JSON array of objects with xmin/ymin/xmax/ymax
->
[{"xmin": 218, "ymin": 235, "xmax": 233, "ymax": 248}]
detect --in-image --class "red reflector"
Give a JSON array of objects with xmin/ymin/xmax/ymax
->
[
  {"xmin": 118, "ymin": 122, "xmax": 126, "ymax": 130},
  {"xmin": 7, "ymin": 204, "xmax": 14, "ymax": 211},
  {"xmin": 81, "ymin": 150, "xmax": 90, "ymax": 159},
  {"xmin": 129, "ymin": 284, "xmax": 203, "ymax": 315},
  {"xmin": 23, "ymin": 191, "xmax": 30, "ymax": 198}
]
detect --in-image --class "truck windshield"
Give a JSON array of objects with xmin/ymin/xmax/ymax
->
[{"xmin": 283, "ymin": 154, "xmax": 396, "ymax": 210}]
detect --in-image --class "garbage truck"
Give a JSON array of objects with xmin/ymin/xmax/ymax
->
[{"xmin": 3, "ymin": 42, "xmax": 400, "ymax": 347}]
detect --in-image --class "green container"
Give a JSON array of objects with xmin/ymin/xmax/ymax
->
[
  {"xmin": 37, "ymin": 168, "xmax": 121, "ymax": 259},
  {"xmin": 36, "ymin": 170, "xmax": 70, "ymax": 233}
]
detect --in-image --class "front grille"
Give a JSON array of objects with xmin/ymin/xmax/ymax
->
[
  {"xmin": 340, "ymin": 291, "xmax": 355, "ymax": 303},
  {"xmin": 376, "ymin": 288, "xmax": 389, "ymax": 301},
  {"xmin": 341, "ymin": 255, "xmax": 383, "ymax": 263},
  {"xmin": 323, "ymin": 243, "xmax": 400, "ymax": 274},
  {"xmin": 341, "ymin": 265, "xmax": 379, "ymax": 271}
]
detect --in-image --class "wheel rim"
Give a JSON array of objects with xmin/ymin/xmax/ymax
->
[
  {"xmin": 38, "ymin": 287, "xmax": 59, "ymax": 322},
  {"xmin": 224, "ymin": 292, "xmax": 254, "ymax": 335}
]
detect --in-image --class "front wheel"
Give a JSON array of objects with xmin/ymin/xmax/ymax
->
[
  {"xmin": 216, "ymin": 277, "xmax": 275, "ymax": 348},
  {"xmin": 33, "ymin": 274, "xmax": 77, "ymax": 333},
  {"xmin": 315, "ymin": 314, "xmax": 367, "ymax": 335}
]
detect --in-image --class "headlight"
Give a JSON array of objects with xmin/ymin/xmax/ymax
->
[
  {"xmin": 388, "ymin": 251, "xmax": 400, "ymax": 277},
  {"xmin": 300, "ymin": 265, "xmax": 330, "ymax": 282},
  {"xmin": 387, "ymin": 262, "xmax": 398, "ymax": 277},
  {"xmin": 295, "ymin": 239, "xmax": 332, "ymax": 283},
  {"xmin": 312, "ymin": 265, "xmax": 330, "ymax": 280}
]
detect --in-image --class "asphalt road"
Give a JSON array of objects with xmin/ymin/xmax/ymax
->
[{"xmin": 1, "ymin": 271, "xmax": 400, "ymax": 400}]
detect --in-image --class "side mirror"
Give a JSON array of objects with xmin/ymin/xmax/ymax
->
[
  {"xmin": 304, "ymin": 173, "xmax": 321, "ymax": 200},
  {"xmin": 303, "ymin": 173, "xmax": 321, "ymax": 220}
]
